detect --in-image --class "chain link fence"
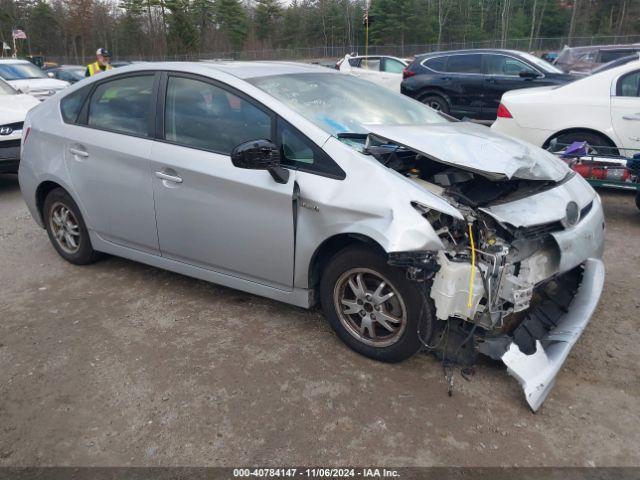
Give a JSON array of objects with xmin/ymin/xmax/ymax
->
[{"xmin": 48, "ymin": 34, "xmax": 640, "ymax": 65}]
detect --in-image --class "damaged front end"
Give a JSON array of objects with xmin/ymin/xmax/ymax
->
[{"xmin": 361, "ymin": 127, "xmax": 605, "ymax": 411}]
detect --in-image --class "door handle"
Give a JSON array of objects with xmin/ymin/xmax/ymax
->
[
  {"xmin": 68, "ymin": 147, "xmax": 89, "ymax": 158},
  {"xmin": 155, "ymin": 171, "xmax": 183, "ymax": 183},
  {"xmin": 622, "ymin": 113, "xmax": 640, "ymax": 121}
]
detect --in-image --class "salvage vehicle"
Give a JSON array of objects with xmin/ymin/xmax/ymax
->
[
  {"xmin": 492, "ymin": 60, "xmax": 640, "ymax": 156},
  {"xmin": 0, "ymin": 78, "xmax": 39, "ymax": 173},
  {"xmin": 554, "ymin": 44, "xmax": 640, "ymax": 74},
  {"xmin": 19, "ymin": 62, "xmax": 605, "ymax": 411},
  {"xmin": 337, "ymin": 54, "xmax": 407, "ymax": 91},
  {"xmin": 0, "ymin": 59, "xmax": 70, "ymax": 100},
  {"xmin": 401, "ymin": 49, "xmax": 575, "ymax": 120}
]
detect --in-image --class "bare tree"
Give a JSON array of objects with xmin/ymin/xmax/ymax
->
[
  {"xmin": 437, "ymin": 0, "xmax": 452, "ymax": 46},
  {"xmin": 568, "ymin": 0, "xmax": 579, "ymax": 43}
]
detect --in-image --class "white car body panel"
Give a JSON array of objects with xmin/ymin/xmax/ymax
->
[
  {"xmin": 338, "ymin": 55, "xmax": 404, "ymax": 92},
  {"xmin": 492, "ymin": 60, "xmax": 640, "ymax": 153}
]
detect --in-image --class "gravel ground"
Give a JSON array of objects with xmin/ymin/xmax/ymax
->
[{"xmin": 0, "ymin": 172, "xmax": 639, "ymax": 467}]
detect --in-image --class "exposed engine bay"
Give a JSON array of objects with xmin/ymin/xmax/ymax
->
[{"xmin": 344, "ymin": 132, "xmax": 602, "ymax": 411}]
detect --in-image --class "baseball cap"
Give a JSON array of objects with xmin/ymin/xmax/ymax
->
[{"xmin": 96, "ymin": 48, "xmax": 111, "ymax": 57}]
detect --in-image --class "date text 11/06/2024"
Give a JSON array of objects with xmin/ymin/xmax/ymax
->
[{"xmin": 233, "ymin": 468, "xmax": 400, "ymax": 477}]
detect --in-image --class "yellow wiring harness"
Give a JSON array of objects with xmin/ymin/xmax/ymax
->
[{"xmin": 467, "ymin": 223, "xmax": 476, "ymax": 309}]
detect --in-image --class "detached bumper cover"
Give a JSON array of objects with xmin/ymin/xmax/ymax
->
[{"xmin": 501, "ymin": 258, "xmax": 605, "ymax": 411}]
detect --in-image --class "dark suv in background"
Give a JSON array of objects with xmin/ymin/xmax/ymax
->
[{"xmin": 401, "ymin": 49, "xmax": 576, "ymax": 120}]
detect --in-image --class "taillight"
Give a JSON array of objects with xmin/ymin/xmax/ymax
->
[
  {"xmin": 497, "ymin": 103, "xmax": 512, "ymax": 118},
  {"xmin": 23, "ymin": 126, "xmax": 31, "ymax": 145},
  {"xmin": 402, "ymin": 68, "xmax": 416, "ymax": 79}
]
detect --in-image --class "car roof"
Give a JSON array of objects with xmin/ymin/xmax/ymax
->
[
  {"xmin": 562, "ymin": 44, "xmax": 640, "ymax": 52},
  {"xmin": 415, "ymin": 49, "xmax": 524, "ymax": 59},
  {"xmin": 0, "ymin": 59, "xmax": 31, "ymax": 64},
  {"xmin": 113, "ymin": 60, "xmax": 332, "ymax": 80}
]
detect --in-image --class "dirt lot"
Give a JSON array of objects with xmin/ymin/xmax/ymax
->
[{"xmin": 0, "ymin": 172, "xmax": 639, "ymax": 467}]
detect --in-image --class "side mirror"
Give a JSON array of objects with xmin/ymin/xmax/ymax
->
[
  {"xmin": 519, "ymin": 70, "xmax": 540, "ymax": 79},
  {"xmin": 47, "ymin": 72, "xmax": 55, "ymax": 78},
  {"xmin": 231, "ymin": 139, "xmax": 290, "ymax": 184}
]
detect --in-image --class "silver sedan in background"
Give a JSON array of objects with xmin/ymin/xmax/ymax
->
[{"xmin": 19, "ymin": 62, "xmax": 605, "ymax": 411}]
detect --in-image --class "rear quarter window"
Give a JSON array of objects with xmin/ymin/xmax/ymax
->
[
  {"xmin": 60, "ymin": 85, "xmax": 91, "ymax": 124},
  {"xmin": 423, "ymin": 56, "xmax": 446, "ymax": 72}
]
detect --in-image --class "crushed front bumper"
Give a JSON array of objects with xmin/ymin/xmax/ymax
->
[{"xmin": 501, "ymin": 258, "xmax": 605, "ymax": 411}]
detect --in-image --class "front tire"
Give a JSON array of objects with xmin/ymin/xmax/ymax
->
[
  {"xmin": 320, "ymin": 247, "xmax": 434, "ymax": 363},
  {"xmin": 43, "ymin": 188, "xmax": 101, "ymax": 265}
]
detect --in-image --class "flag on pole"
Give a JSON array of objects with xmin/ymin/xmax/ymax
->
[
  {"xmin": 2, "ymin": 42, "xmax": 10, "ymax": 51},
  {"xmin": 12, "ymin": 29, "xmax": 27, "ymax": 40}
]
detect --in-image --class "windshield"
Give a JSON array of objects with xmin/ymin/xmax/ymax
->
[
  {"xmin": 518, "ymin": 52, "xmax": 564, "ymax": 74},
  {"xmin": 249, "ymin": 73, "xmax": 446, "ymax": 135},
  {"xmin": 0, "ymin": 62, "xmax": 47, "ymax": 81},
  {"xmin": 0, "ymin": 78, "xmax": 16, "ymax": 95}
]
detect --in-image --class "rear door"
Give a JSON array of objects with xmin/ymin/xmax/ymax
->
[
  {"xmin": 441, "ymin": 53, "xmax": 483, "ymax": 119},
  {"xmin": 150, "ymin": 73, "xmax": 296, "ymax": 289},
  {"xmin": 482, "ymin": 54, "xmax": 542, "ymax": 119},
  {"xmin": 611, "ymin": 69, "xmax": 640, "ymax": 155},
  {"xmin": 62, "ymin": 72, "xmax": 160, "ymax": 254}
]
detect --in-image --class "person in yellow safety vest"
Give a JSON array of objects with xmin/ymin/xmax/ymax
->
[{"xmin": 85, "ymin": 48, "xmax": 113, "ymax": 77}]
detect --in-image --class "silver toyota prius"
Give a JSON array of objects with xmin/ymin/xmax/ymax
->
[{"xmin": 19, "ymin": 61, "xmax": 605, "ymax": 410}]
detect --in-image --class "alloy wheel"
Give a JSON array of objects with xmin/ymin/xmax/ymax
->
[
  {"xmin": 49, "ymin": 202, "xmax": 81, "ymax": 255},
  {"xmin": 333, "ymin": 268, "xmax": 407, "ymax": 347}
]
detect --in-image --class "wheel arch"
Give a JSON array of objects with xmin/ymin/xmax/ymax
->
[
  {"xmin": 542, "ymin": 127, "xmax": 618, "ymax": 149},
  {"xmin": 308, "ymin": 233, "xmax": 386, "ymax": 299},
  {"xmin": 417, "ymin": 87, "xmax": 451, "ymax": 104},
  {"xmin": 35, "ymin": 180, "xmax": 65, "ymax": 225}
]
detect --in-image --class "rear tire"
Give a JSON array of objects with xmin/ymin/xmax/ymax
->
[
  {"xmin": 320, "ymin": 246, "xmax": 434, "ymax": 363},
  {"xmin": 547, "ymin": 131, "xmax": 618, "ymax": 156},
  {"xmin": 419, "ymin": 93, "xmax": 450, "ymax": 114},
  {"xmin": 43, "ymin": 188, "xmax": 102, "ymax": 265}
]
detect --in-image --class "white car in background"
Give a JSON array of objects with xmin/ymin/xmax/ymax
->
[
  {"xmin": 0, "ymin": 59, "xmax": 70, "ymax": 101},
  {"xmin": 492, "ymin": 60, "xmax": 640, "ymax": 155},
  {"xmin": 337, "ymin": 54, "xmax": 407, "ymax": 92},
  {"xmin": 0, "ymin": 78, "xmax": 39, "ymax": 173}
]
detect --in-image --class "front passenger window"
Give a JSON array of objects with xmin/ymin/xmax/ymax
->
[
  {"xmin": 164, "ymin": 76, "xmax": 271, "ymax": 154},
  {"xmin": 88, "ymin": 75, "xmax": 155, "ymax": 136},
  {"xmin": 278, "ymin": 118, "xmax": 345, "ymax": 179},
  {"xmin": 618, "ymin": 71, "xmax": 640, "ymax": 97}
]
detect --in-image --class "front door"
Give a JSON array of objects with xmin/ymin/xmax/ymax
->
[
  {"xmin": 611, "ymin": 69, "xmax": 640, "ymax": 155},
  {"xmin": 150, "ymin": 74, "xmax": 296, "ymax": 289},
  {"xmin": 64, "ymin": 73, "xmax": 159, "ymax": 253}
]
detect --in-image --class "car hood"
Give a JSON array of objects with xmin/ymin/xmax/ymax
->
[
  {"xmin": 7, "ymin": 78, "xmax": 69, "ymax": 93},
  {"xmin": 0, "ymin": 94, "xmax": 40, "ymax": 124},
  {"xmin": 363, "ymin": 122, "xmax": 568, "ymax": 181}
]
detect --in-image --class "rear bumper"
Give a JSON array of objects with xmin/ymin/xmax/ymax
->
[
  {"xmin": 0, "ymin": 140, "xmax": 20, "ymax": 172},
  {"xmin": 501, "ymin": 258, "xmax": 605, "ymax": 411}
]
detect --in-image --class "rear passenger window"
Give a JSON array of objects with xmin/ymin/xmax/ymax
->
[
  {"xmin": 88, "ymin": 75, "xmax": 154, "ymax": 136},
  {"xmin": 164, "ymin": 76, "xmax": 272, "ymax": 154},
  {"xmin": 617, "ymin": 71, "xmax": 640, "ymax": 97},
  {"xmin": 446, "ymin": 54, "xmax": 481, "ymax": 74},
  {"xmin": 424, "ymin": 57, "xmax": 446, "ymax": 72},
  {"xmin": 60, "ymin": 85, "xmax": 90, "ymax": 124},
  {"xmin": 360, "ymin": 58, "xmax": 381, "ymax": 71}
]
